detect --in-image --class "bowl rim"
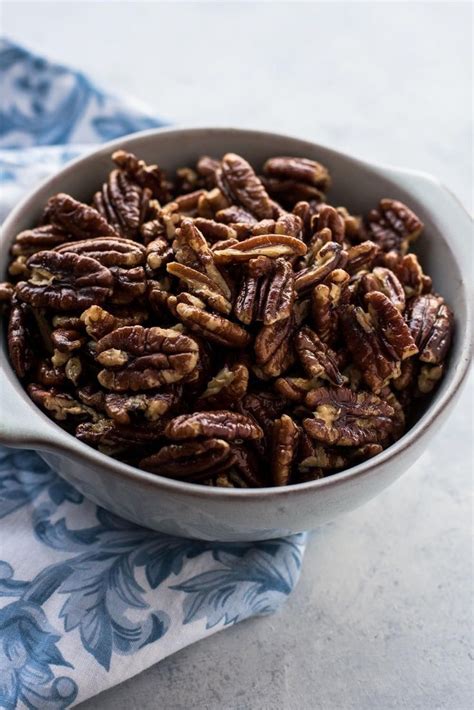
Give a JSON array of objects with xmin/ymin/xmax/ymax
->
[{"xmin": 1, "ymin": 124, "xmax": 472, "ymax": 501}]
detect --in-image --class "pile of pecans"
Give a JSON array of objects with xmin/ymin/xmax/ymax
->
[{"xmin": 1, "ymin": 150, "xmax": 454, "ymax": 487}]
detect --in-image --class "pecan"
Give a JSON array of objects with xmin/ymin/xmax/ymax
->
[
  {"xmin": 221, "ymin": 153, "xmax": 274, "ymax": 219},
  {"xmin": 274, "ymin": 213, "xmax": 304, "ymax": 240},
  {"xmin": 76, "ymin": 418, "xmax": 166, "ymax": 449},
  {"xmin": 234, "ymin": 257, "xmax": 295, "ymax": 325},
  {"xmin": 225, "ymin": 444, "xmax": 267, "ymax": 487},
  {"xmin": 197, "ymin": 188, "xmax": 230, "ymax": 218},
  {"xmin": 310, "ymin": 268, "xmax": 350, "ymax": 344},
  {"xmin": 173, "ymin": 219, "xmax": 231, "ymax": 300},
  {"xmin": 417, "ymin": 363, "xmax": 444, "ymax": 394},
  {"xmin": 298, "ymin": 439, "xmax": 382, "ymax": 472},
  {"xmin": 17, "ymin": 251, "xmax": 114, "ymax": 311},
  {"xmin": 77, "ymin": 386, "xmax": 106, "ymax": 411},
  {"xmin": 104, "ymin": 390, "xmax": 179, "ymax": 424},
  {"xmin": 192, "ymin": 217, "xmax": 237, "ymax": 243},
  {"xmin": 295, "ymin": 326, "xmax": 345, "ymax": 386},
  {"xmin": 213, "ymin": 234, "xmax": 306, "ymax": 263},
  {"xmin": 28, "ymin": 384, "xmax": 100, "ymax": 422},
  {"xmin": 7, "ymin": 302, "xmax": 35, "ymax": 378},
  {"xmin": 95, "ymin": 326, "xmax": 199, "ymax": 391},
  {"xmin": 146, "ymin": 235, "xmax": 173, "ymax": 271},
  {"xmin": 345, "ymin": 241, "xmax": 380, "ymax": 275},
  {"xmin": 254, "ymin": 314, "xmax": 295, "ymax": 378},
  {"xmin": 341, "ymin": 293, "xmax": 417, "ymax": 392},
  {"xmin": 11, "ymin": 224, "xmax": 69, "ymax": 257},
  {"xmin": 196, "ymin": 155, "xmax": 221, "ymax": 187},
  {"xmin": 360, "ymin": 267, "xmax": 406, "ymax": 311},
  {"xmin": 196, "ymin": 363, "xmax": 249, "ymax": 409},
  {"xmin": 366, "ymin": 199, "xmax": 423, "ymax": 253},
  {"xmin": 263, "ymin": 156, "xmax": 330, "ymax": 191},
  {"xmin": 35, "ymin": 359, "xmax": 67, "ymax": 387},
  {"xmin": 175, "ymin": 166, "xmax": 200, "ymax": 194},
  {"xmin": 139, "ymin": 439, "xmax": 232, "ymax": 480},
  {"xmin": 405, "ymin": 294, "xmax": 454, "ymax": 364},
  {"xmin": 274, "ymin": 375, "xmax": 322, "ymax": 403},
  {"xmin": 271, "ymin": 414, "xmax": 299, "ymax": 486},
  {"xmin": 46, "ymin": 193, "xmax": 117, "ymax": 238},
  {"xmin": 0, "ymin": 281, "xmax": 15, "ymax": 306},
  {"xmin": 174, "ymin": 298, "xmax": 250, "ymax": 348},
  {"xmin": 313, "ymin": 205, "xmax": 345, "ymax": 244},
  {"xmin": 295, "ymin": 241, "xmax": 347, "ymax": 294},
  {"xmin": 262, "ymin": 177, "xmax": 325, "ymax": 209},
  {"xmin": 383, "ymin": 252, "xmax": 426, "ymax": 298},
  {"xmin": 81, "ymin": 305, "xmax": 117, "ymax": 340},
  {"xmin": 215, "ymin": 205, "xmax": 258, "ymax": 225},
  {"xmin": 112, "ymin": 149, "xmax": 173, "ymax": 203},
  {"xmin": 55, "ymin": 237, "xmax": 146, "ymax": 304},
  {"xmin": 167, "ymin": 261, "xmax": 232, "ymax": 315},
  {"xmin": 93, "ymin": 169, "xmax": 150, "ymax": 239},
  {"xmin": 304, "ymin": 387, "xmax": 396, "ymax": 446},
  {"xmin": 164, "ymin": 410, "xmax": 263, "ymax": 441},
  {"xmin": 51, "ymin": 328, "xmax": 85, "ymax": 353}
]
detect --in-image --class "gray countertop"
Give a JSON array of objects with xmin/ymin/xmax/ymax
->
[{"xmin": 3, "ymin": 2, "xmax": 472, "ymax": 708}]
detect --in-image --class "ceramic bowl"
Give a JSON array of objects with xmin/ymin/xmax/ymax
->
[{"xmin": 0, "ymin": 127, "xmax": 471, "ymax": 541}]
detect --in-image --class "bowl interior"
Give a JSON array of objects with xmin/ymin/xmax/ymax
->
[{"xmin": 0, "ymin": 127, "xmax": 469, "ymax": 489}]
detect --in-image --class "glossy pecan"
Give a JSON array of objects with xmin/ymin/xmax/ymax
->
[
  {"xmin": 215, "ymin": 205, "xmax": 258, "ymax": 225},
  {"xmin": 112, "ymin": 149, "xmax": 173, "ymax": 203},
  {"xmin": 221, "ymin": 153, "xmax": 274, "ymax": 220},
  {"xmin": 213, "ymin": 233, "xmax": 306, "ymax": 264},
  {"xmin": 405, "ymin": 294, "xmax": 453, "ymax": 364},
  {"xmin": 341, "ymin": 293, "xmax": 417, "ymax": 392},
  {"xmin": 46, "ymin": 193, "xmax": 117, "ymax": 238},
  {"xmin": 167, "ymin": 261, "xmax": 233, "ymax": 315},
  {"xmin": 28, "ymin": 384, "xmax": 100, "ymax": 422},
  {"xmin": 192, "ymin": 217, "xmax": 237, "ymax": 243},
  {"xmin": 146, "ymin": 235, "xmax": 174, "ymax": 271},
  {"xmin": 234, "ymin": 256, "xmax": 295, "ymax": 325},
  {"xmin": 310, "ymin": 268, "xmax": 350, "ymax": 344},
  {"xmin": 263, "ymin": 156, "xmax": 330, "ymax": 190},
  {"xmin": 254, "ymin": 314, "xmax": 295, "ymax": 378},
  {"xmin": 196, "ymin": 363, "xmax": 249, "ymax": 409},
  {"xmin": 139, "ymin": 439, "xmax": 232, "ymax": 480},
  {"xmin": 345, "ymin": 241, "xmax": 380, "ymax": 275},
  {"xmin": 274, "ymin": 375, "xmax": 322, "ymax": 403},
  {"xmin": 76, "ymin": 418, "xmax": 166, "ymax": 449},
  {"xmin": 271, "ymin": 414, "xmax": 299, "ymax": 486},
  {"xmin": 262, "ymin": 177, "xmax": 325, "ymax": 210},
  {"xmin": 383, "ymin": 252, "xmax": 427, "ymax": 298},
  {"xmin": 164, "ymin": 410, "xmax": 263, "ymax": 441},
  {"xmin": 304, "ymin": 387, "xmax": 396, "ymax": 446},
  {"xmin": 51, "ymin": 327, "xmax": 85, "ymax": 353},
  {"xmin": 35, "ymin": 359, "xmax": 67, "ymax": 387},
  {"xmin": 295, "ymin": 241, "xmax": 347, "ymax": 293},
  {"xmin": 16, "ymin": 251, "xmax": 114, "ymax": 311},
  {"xmin": 11, "ymin": 224, "xmax": 69, "ymax": 257},
  {"xmin": 95, "ymin": 326, "xmax": 199, "ymax": 391},
  {"xmin": 93, "ymin": 169, "xmax": 150, "ymax": 239},
  {"xmin": 360, "ymin": 267, "xmax": 406, "ymax": 311},
  {"xmin": 417, "ymin": 363, "xmax": 444, "ymax": 394},
  {"xmin": 313, "ymin": 205, "xmax": 345, "ymax": 244},
  {"xmin": 104, "ymin": 389, "xmax": 180, "ymax": 424},
  {"xmin": 174, "ymin": 297, "xmax": 250, "ymax": 348},
  {"xmin": 295, "ymin": 326, "xmax": 345, "ymax": 386},
  {"xmin": 274, "ymin": 213, "xmax": 304, "ymax": 240},
  {"xmin": 7, "ymin": 302, "xmax": 35, "ymax": 378},
  {"xmin": 298, "ymin": 439, "xmax": 382, "ymax": 471},
  {"xmin": 366, "ymin": 199, "xmax": 423, "ymax": 253}
]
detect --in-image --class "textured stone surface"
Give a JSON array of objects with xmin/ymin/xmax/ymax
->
[{"xmin": 4, "ymin": 2, "xmax": 472, "ymax": 708}]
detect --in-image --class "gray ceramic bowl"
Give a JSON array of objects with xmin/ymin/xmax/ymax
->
[{"xmin": 0, "ymin": 127, "xmax": 471, "ymax": 541}]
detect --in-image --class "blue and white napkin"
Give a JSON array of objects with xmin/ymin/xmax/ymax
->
[{"xmin": 0, "ymin": 39, "xmax": 306, "ymax": 709}]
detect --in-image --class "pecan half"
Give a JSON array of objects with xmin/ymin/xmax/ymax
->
[
  {"xmin": 384, "ymin": 252, "xmax": 427, "ymax": 298},
  {"xmin": 313, "ymin": 205, "xmax": 345, "ymax": 244},
  {"xmin": 360, "ymin": 267, "xmax": 406, "ymax": 311},
  {"xmin": 295, "ymin": 326, "xmax": 345, "ymax": 385},
  {"xmin": 139, "ymin": 439, "xmax": 232, "ymax": 480},
  {"xmin": 216, "ymin": 205, "xmax": 258, "ymax": 225},
  {"xmin": 164, "ymin": 410, "xmax": 263, "ymax": 441},
  {"xmin": 366, "ymin": 199, "xmax": 423, "ymax": 253},
  {"xmin": 174, "ymin": 298, "xmax": 250, "ymax": 348},
  {"xmin": 196, "ymin": 363, "xmax": 249, "ymax": 409},
  {"xmin": 95, "ymin": 326, "xmax": 199, "ymax": 391},
  {"xmin": 271, "ymin": 414, "xmax": 299, "ymax": 486},
  {"xmin": 167, "ymin": 261, "xmax": 232, "ymax": 315},
  {"xmin": 221, "ymin": 153, "xmax": 274, "ymax": 219},
  {"xmin": 104, "ymin": 390, "xmax": 179, "ymax": 424},
  {"xmin": 254, "ymin": 314, "xmax": 295, "ymax": 378},
  {"xmin": 295, "ymin": 241, "xmax": 347, "ymax": 293},
  {"xmin": 76, "ymin": 418, "xmax": 166, "ymax": 448},
  {"xmin": 405, "ymin": 294, "xmax": 453, "ymax": 364},
  {"xmin": 11, "ymin": 224, "xmax": 69, "ymax": 257},
  {"xmin": 345, "ymin": 241, "xmax": 380, "ymax": 275},
  {"xmin": 112, "ymin": 149, "xmax": 173, "ymax": 203},
  {"xmin": 93, "ymin": 169, "xmax": 150, "ymax": 239},
  {"xmin": 46, "ymin": 193, "xmax": 117, "ymax": 238},
  {"xmin": 28, "ymin": 384, "xmax": 100, "ymax": 422},
  {"xmin": 16, "ymin": 251, "xmax": 114, "ymax": 310},
  {"xmin": 263, "ymin": 156, "xmax": 330, "ymax": 191},
  {"xmin": 310, "ymin": 268, "xmax": 350, "ymax": 345},
  {"xmin": 7, "ymin": 302, "xmax": 35, "ymax": 378},
  {"xmin": 304, "ymin": 387, "xmax": 396, "ymax": 446},
  {"xmin": 274, "ymin": 375, "xmax": 322, "ymax": 403},
  {"xmin": 234, "ymin": 256, "xmax": 295, "ymax": 325},
  {"xmin": 146, "ymin": 235, "xmax": 173, "ymax": 271},
  {"xmin": 213, "ymin": 234, "xmax": 307, "ymax": 264}
]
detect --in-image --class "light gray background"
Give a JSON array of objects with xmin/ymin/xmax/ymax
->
[{"xmin": 3, "ymin": 2, "xmax": 473, "ymax": 709}]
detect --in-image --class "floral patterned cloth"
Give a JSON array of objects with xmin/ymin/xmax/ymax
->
[{"xmin": 0, "ymin": 39, "xmax": 306, "ymax": 709}]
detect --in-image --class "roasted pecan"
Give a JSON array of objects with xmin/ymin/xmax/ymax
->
[
  {"xmin": 174, "ymin": 297, "xmax": 250, "ymax": 348},
  {"xmin": 254, "ymin": 314, "xmax": 295, "ymax": 378},
  {"xmin": 383, "ymin": 252, "xmax": 426, "ymax": 298},
  {"xmin": 16, "ymin": 251, "xmax": 114, "ymax": 311},
  {"xmin": 7, "ymin": 302, "xmax": 35, "ymax": 378},
  {"xmin": 167, "ymin": 261, "xmax": 233, "ymax": 315},
  {"xmin": 197, "ymin": 188, "xmax": 230, "ymax": 218},
  {"xmin": 28, "ymin": 384, "xmax": 100, "ymax": 422},
  {"xmin": 310, "ymin": 268, "xmax": 350, "ymax": 344},
  {"xmin": 345, "ymin": 241, "xmax": 380, "ymax": 275},
  {"xmin": 405, "ymin": 294, "xmax": 453, "ymax": 364},
  {"xmin": 313, "ymin": 205, "xmax": 345, "ymax": 244},
  {"xmin": 46, "ymin": 193, "xmax": 117, "ymax": 239},
  {"xmin": 93, "ymin": 169, "xmax": 150, "ymax": 239},
  {"xmin": 35, "ymin": 359, "xmax": 67, "ymax": 387},
  {"xmin": 104, "ymin": 389, "xmax": 179, "ymax": 424},
  {"xmin": 221, "ymin": 153, "xmax": 274, "ymax": 220},
  {"xmin": 234, "ymin": 256, "xmax": 295, "ymax": 325},
  {"xmin": 304, "ymin": 387, "xmax": 396, "ymax": 446},
  {"xmin": 164, "ymin": 410, "xmax": 263, "ymax": 441},
  {"xmin": 298, "ymin": 439, "xmax": 382, "ymax": 472},
  {"xmin": 295, "ymin": 326, "xmax": 345, "ymax": 386},
  {"xmin": 263, "ymin": 156, "xmax": 330, "ymax": 190},
  {"xmin": 51, "ymin": 327, "xmax": 85, "ymax": 353},
  {"xmin": 196, "ymin": 155, "xmax": 221, "ymax": 187},
  {"xmin": 341, "ymin": 293, "xmax": 417, "ymax": 392},
  {"xmin": 215, "ymin": 205, "xmax": 258, "ymax": 225},
  {"xmin": 271, "ymin": 414, "xmax": 299, "ymax": 486},
  {"xmin": 417, "ymin": 363, "xmax": 444, "ymax": 394},
  {"xmin": 0, "ymin": 281, "xmax": 15, "ymax": 306},
  {"xmin": 262, "ymin": 177, "xmax": 325, "ymax": 210},
  {"xmin": 274, "ymin": 213, "xmax": 304, "ymax": 240},
  {"xmin": 213, "ymin": 234, "xmax": 306, "ymax": 263},
  {"xmin": 192, "ymin": 217, "xmax": 237, "ymax": 243},
  {"xmin": 295, "ymin": 241, "xmax": 347, "ymax": 294},
  {"xmin": 196, "ymin": 363, "xmax": 249, "ymax": 409},
  {"xmin": 139, "ymin": 439, "xmax": 232, "ymax": 480},
  {"xmin": 274, "ymin": 375, "xmax": 322, "ymax": 403},
  {"xmin": 366, "ymin": 199, "xmax": 423, "ymax": 253},
  {"xmin": 76, "ymin": 418, "xmax": 166, "ymax": 449},
  {"xmin": 112, "ymin": 149, "xmax": 173, "ymax": 203},
  {"xmin": 95, "ymin": 326, "xmax": 199, "ymax": 391},
  {"xmin": 11, "ymin": 224, "xmax": 69, "ymax": 257},
  {"xmin": 146, "ymin": 235, "xmax": 173, "ymax": 271},
  {"xmin": 360, "ymin": 267, "xmax": 406, "ymax": 311}
]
